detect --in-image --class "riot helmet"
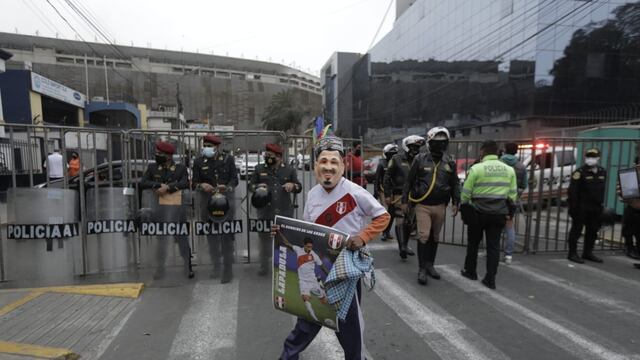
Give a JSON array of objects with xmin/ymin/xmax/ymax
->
[
  {"xmin": 251, "ymin": 186, "xmax": 271, "ymax": 209},
  {"xmin": 208, "ymin": 193, "xmax": 230, "ymax": 219}
]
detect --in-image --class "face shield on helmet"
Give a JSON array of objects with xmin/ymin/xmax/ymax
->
[
  {"xmin": 382, "ymin": 144, "xmax": 399, "ymax": 161},
  {"xmin": 426, "ymin": 127, "xmax": 450, "ymax": 157},
  {"xmin": 402, "ymin": 135, "xmax": 425, "ymax": 158}
]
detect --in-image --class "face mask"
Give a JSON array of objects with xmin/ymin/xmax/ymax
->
[
  {"xmin": 202, "ymin": 147, "xmax": 216, "ymax": 158},
  {"xmin": 429, "ymin": 140, "xmax": 448, "ymax": 156},
  {"xmin": 585, "ymin": 157, "xmax": 599, "ymax": 167},
  {"xmin": 314, "ymin": 151, "xmax": 344, "ymax": 190},
  {"xmin": 265, "ymin": 156, "xmax": 276, "ymax": 166},
  {"xmin": 407, "ymin": 146, "xmax": 420, "ymax": 158},
  {"xmin": 155, "ymin": 154, "xmax": 167, "ymax": 164}
]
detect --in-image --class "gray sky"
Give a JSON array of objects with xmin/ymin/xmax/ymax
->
[{"xmin": 1, "ymin": 0, "xmax": 395, "ymax": 76}]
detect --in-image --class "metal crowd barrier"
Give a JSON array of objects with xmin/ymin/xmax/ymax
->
[{"xmin": 3, "ymin": 123, "xmax": 632, "ymax": 285}]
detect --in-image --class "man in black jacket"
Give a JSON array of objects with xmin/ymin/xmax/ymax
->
[
  {"xmin": 249, "ymin": 143, "xmax": 302, "ymax": 276},
  {"xmin": 403, "ymin": 127, "xmax": 460, "ymax": 284},
  {"xmin": 384, "ymin": 135, "xmax": 425, "ymax": 259},
  {"xmin": 141, "ymin": 141, "xmax": 191, "ymax": 279},
  {"xmin": 374, "ymin": 143, "xmax": 398, "ymax": 241},
  {"xmin": 567, "ymin": 148, "xmax": 607, "ymax": 264},
  {"xmin": 192, "ymin": 134, "xmax": 239, "ymax": 283}
]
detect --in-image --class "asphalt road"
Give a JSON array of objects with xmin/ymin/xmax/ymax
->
[{"xmin": 98, "ymin": 242, "xmax": 640, "ymax": 360}]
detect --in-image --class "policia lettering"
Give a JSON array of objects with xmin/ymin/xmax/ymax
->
[
  {"xmin": 87, "ymin": 220, "xmax": 136, "ymax": 234},
  {"xmin": 8, "ymin": 223, "xmax": 79, "ymax": 239},
  {"xmin": 195, "ymin": 220, "xmax": 243, "ymax": 235}
]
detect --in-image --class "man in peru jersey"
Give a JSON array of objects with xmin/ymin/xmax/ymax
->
[{"xmin": 277, "ymin": 136, "xmax": 390, "ymax": 360}]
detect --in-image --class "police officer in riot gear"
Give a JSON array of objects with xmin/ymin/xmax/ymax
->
[
  {"xmin": 249, "ymin": 143, "xmax": 302, "ymax": 276},
  {"xmin": 567, "ymin": 148, "xmax": 607, "ymax": 264},
  {"xmin": 192, "ymin": 134, "xmax": 239, "ymax": 283},
  {"xmin": 403, "ymin": 127, "xmax": 459, "ymax": 285},
  {"xmin": 141, "ymin": 141, "xmax": 192, "ymax": 279},
  {"xmin": 384, "ymin": 135, "xmax": 425, "ymax": 259},
  {"xmin": 375, "ymin": 144, "xmax": 398, "ymax": 241}
]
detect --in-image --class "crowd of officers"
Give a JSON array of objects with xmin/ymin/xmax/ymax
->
[
  {"xmin": 139, "ymin": 128, "xmax": 639, "ymax": 286},
  {"xmin": 140, "ymin": 134, "xmax": 302, "ymax": 283},
  {"xmin": 374, "ymin": 126, "xmax": 639, "ymax": 288}
]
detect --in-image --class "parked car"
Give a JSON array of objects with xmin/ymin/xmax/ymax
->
[
  {"xmin": 237, "ymin": 153, "xmax": 262, "ymax": 179},
  {"xmin": 363, "ymin": 156, "xmax": 382, "ymax": 183},
  {"xmin": 34, "ymin": 160, "xmax": 153, "ymax": 190}
]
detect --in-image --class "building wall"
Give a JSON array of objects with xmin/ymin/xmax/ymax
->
[{"xmin": 356, "ymin": 0, "xmax": 640, "ymax": 141}]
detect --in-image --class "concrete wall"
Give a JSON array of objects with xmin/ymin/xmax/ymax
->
[{"xmin": 27, "ymin": 63, "xmax": 321, "ymax": 132}]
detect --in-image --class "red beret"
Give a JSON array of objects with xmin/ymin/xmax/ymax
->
[
  {"xmin": 155, "ymin": 141, "xmax": 175, "ymax": 155},
  {"xmin": 265, "ymin": 143, "xmax": 283, "ymax": 155},
  {"xmin": 203, "ymin": 134, "xmax": 221, "ymax": 145}
]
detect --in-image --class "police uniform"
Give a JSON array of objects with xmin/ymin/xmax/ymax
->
[
  {"xmin": 140, "ymin": 141, "xmax": 191, "ymax": 279},
  {"xmin": 249, "ymin": 144, "xmax": 301, "ymax": 275},
  {"xmin": 192, "ymin": 135, "xmax": 239, "ymax": 282},
  {"xmin": 403, "ymin": 152, "xmax": 460, "ymax": 283},
  {"xmin": 374, "ymin": 157, "xmax": 394, "ymax": 240},
  {"xmin": 567, "ymin": 148, "xmax": 607, "ymax": 263},
  {"xmin": 383, "ymin": 152, "xmax": 416, "ymax": 258},
  {"xmin": 460, "ymin": 142, "xmax": 517, "ymax": 289}
]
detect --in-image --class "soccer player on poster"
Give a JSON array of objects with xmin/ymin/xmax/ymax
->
[
  {"xmin": 278, "ymin": 233, "xmax": 330, "ymax": 322},
  {"xmin": 275, "ymin": 135, "xmax": 391, "ymax": 360}
]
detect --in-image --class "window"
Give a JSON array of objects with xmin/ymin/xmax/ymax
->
[{"xmin": 556, "ymin": 150, "xmax": 575, "ymax": 167}]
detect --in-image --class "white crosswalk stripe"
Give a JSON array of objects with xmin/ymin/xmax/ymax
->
[
  {"xmin": 438, "ymin": 264, "xmax": 634, "ymax": 360},
  {"xmin": 550, "ymin": 259, "xmax": 640, "ymax": 291},
  {"xmin": 374, "ymin": 270, "xmax": 509, "ymax": 360},
  {"xmin": 168, "ymin": 281, "xmax": 239, "ymax": 360},
  {"xmin": 508, "ymin": 262, "xmax": 640, "ymax": 319}
]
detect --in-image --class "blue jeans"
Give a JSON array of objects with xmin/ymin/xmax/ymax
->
[{"xmin": 503, "ymin": 222, "xmax": 515, "ymax": 256}]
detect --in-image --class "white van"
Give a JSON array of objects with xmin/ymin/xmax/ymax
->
[{"xmin": 517, "ymin": 143, "xmax": 577, "ymax": 204}]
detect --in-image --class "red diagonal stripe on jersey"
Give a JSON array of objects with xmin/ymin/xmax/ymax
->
[{"xmin": 315, "ymin": 193, "xmax": 357, "ymax": 227}]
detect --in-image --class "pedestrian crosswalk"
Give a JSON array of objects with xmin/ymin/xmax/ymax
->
[{"xmin": 113, "ymin": 252, "xmax": 640, "ymax": 360}]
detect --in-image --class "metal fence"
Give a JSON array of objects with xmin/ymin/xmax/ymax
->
[
  {"xmin": 441, "ymin": 137, "xmax": 637, "ymax": 254},
  {"xmin": 1, "ymin": 123, "xmax": 635, "ymax": 285}
]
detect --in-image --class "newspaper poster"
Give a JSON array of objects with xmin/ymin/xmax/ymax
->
[{"xmin": 272, "ymin": 215, "xmax": 349, "ymax": 330}]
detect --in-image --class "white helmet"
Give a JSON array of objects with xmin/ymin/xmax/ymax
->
[
  {"xmin": 401, "ymin": 135, "xmax": 425, "ymax": 153},
  {"xmin": 426, "ymin": 126, "xmax": 450, "ymax": 142},
  {"xmin": 382, "ymin": 143, "xmax": 399, "ymax": 156}
]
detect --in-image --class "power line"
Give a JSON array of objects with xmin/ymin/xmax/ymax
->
[{"xmin": 44, "ymin": 0, "xmax": 136, "ymax": 88}]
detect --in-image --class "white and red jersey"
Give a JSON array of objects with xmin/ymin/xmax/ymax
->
[
  {"xmin": 293, "ymin": 245, "xmax": 322, "ymax": 283},
  {"xmin": 303, "ymin": 178, "xmax": 386, "ymax": 236}
]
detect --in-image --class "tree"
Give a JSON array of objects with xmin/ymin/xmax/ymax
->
[{"xmin": 261, "ymin": 89, "xmax": 304, "ymax": 133}]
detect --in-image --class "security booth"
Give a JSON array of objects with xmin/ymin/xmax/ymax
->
[{"xmin": 3, "ymin": 188, "xmax": 82, "ymax": 285}]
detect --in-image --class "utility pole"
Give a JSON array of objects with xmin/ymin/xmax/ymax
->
[
  {"xmin": 103, "ymin": 55, "xmax": 109, "ymax": 104},
  {"xmin": 84, "ymin": 54, "xmax": 89, "ymax": 99}
]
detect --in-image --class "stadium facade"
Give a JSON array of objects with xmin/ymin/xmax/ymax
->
[{"xmin": 0, "ymin": 32, "xmax": 322, "ymax": 130}]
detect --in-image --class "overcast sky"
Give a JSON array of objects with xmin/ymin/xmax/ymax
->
[{"xmin": 1, "ymin": 0, "xmax": 395, "ymax": 76}]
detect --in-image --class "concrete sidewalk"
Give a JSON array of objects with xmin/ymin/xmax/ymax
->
[{"xmin": 0, "ymin": 284, "xmax": 143, "ymax": 360}]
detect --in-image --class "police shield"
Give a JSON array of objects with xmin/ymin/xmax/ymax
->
[
  {"xmin": 193, "ymin": 190, "xmax": 242, "ymax": 266},
  {"xmin": 3, "ymin": 188, "xmax": 82, "ymax": 284},
  {"xmin": 85, "ymin": 187, "xmax": 138, "ymax": 274},
  {"xmin": 139, "ymin": 189, "xmax": 192, "ymax": 274}
]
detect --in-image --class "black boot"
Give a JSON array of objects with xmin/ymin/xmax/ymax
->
[
  {"xmin": 417, "ymin": 242, "xmax": 428, "ymax": 285},
  {"xmin": 567, "ymin": 253, "xmax": 584, "ymax": 264},
  {"xmin": 425, "ymin": 241, "xmax": 441, "ymax": 279},
  {"xmin": 396, "ymin": 225, "xmax": 408, "ymax": 260},
  {"xmin": 406, "ymin": 245, "xmax": 416, "ymax": 256},
  {"xmin": 184, "ymin": 258, "xmax": 195, "ymax": 279}
]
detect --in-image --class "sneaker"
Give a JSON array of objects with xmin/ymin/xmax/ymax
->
[{"xmin": 504, "ymin": 255, "xmax": 512, "ymax": 265}]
